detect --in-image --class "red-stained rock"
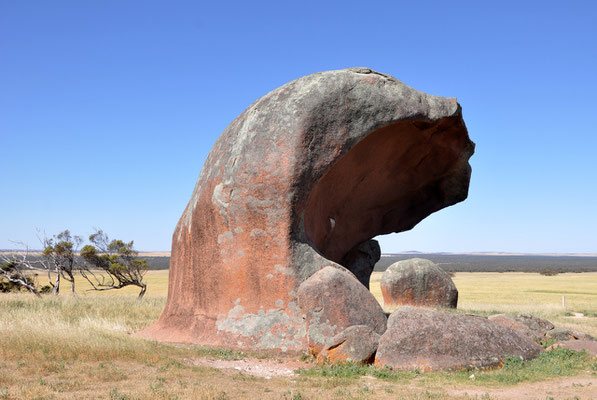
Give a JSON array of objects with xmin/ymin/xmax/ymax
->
[
  {"xmin": 488, "ymin": 313, "xmax": 554, "ymax": 341},
  {"xmin": 375, "ymin": 307, "xmax": 542, "ymax": 371},
  {"xmin": 317, "ymin": 325, "xmax": 380, "ymax": 364},
  {"xmin": 546, "ymin": 340, "xmax": 597, "ymax": 356},
  {"xmin": 140, "ymin": 68, "xmax": 474, "ymax": 353},
  {"xmin": 381, "ymin": 258, "xmax": 458, "ymax": 308},
  {"xmin": 297, "ymin": 266, "xmax": 386, "ymax": 356}
]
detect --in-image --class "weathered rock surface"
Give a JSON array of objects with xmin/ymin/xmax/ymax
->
[
  {"xmin": 297, "ymin": 266, "xmax": 387, "ymax": 355},
  {"xmin": 140, "ymin": 68, "xmax": 474, "ymax": 352},
  {"xmin": 376, "ymin": 307, "xmax": 542, "ymax": 371},
  {"xmin": 381, "ymin": 258, "xmax": 458, "ymax": 308},
  {"xmin": 547, "ymin": 340, "xmax": 597, "ymax": 356},
  {"xmin": 340, "ymin": 239, "xmax": 381, "ymax": 289},
  {"xmin": 317, "ymin": 325, "xmax": 380, "ymax": 364},
  {"xmin": 488, "ymin": 313, "xmax": 555, "ymax": 340},
  {"xmin": 548, "ymin": 327, "xmax": 596, "ymax": 342}
]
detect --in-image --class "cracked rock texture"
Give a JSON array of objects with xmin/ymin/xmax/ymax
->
[
  {"xmin": 376, "ymin": 307, "xmax": 542, "ymax": 371},
  {"xmin": 297, "ymin": 266, "xmax": 387, "ymax": 355},
  {"xmin": 140, "ymin": 68, "xmax": 474, "ymax": 353},
  {"xmin": 381, "ymin": 258, "xmax": 458, "ymax": 308}
]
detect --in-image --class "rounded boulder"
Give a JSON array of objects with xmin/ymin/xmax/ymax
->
[
  {"xmin": 297, "ymin": 266, "xmax": 387, "ymax": 356},
  {"xmin": 317, "ymin": 325, "xmax": 380, "ymax": 364},
  {"xmin": 381, "ymin": 258, "xmax": 458, "ymax": 308},
  {"xmin": 376, "ymin": 307, "xmax": 542, "ymax": 371}
]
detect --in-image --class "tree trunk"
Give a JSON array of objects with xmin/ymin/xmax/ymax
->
[
  {"xmin": 70, "ymin": 278, "xmax": 77, "ymax": 297},
  {"xmin": 137, "ymin": 283, "xmax": 146, "ymax": 299},
  {"xmin": 26, "ymin": 283, "xmax": 42, "ymax": 298},
  {"xmin": 52, "ymin": 272, "xmax": 60, "ymax": 295},
  {"xmin": 66, "ymin": 272, "xmax": 77, "ymax": 297}
]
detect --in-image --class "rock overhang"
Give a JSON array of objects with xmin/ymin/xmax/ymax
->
[{"xmin": 303, "ymin": 114, "xmax": 474, "ymax": 265}]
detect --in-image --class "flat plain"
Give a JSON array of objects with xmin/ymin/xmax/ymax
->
[{"xmin": 1, "ymin": 270, "xmax": 596, "ymax": 399}]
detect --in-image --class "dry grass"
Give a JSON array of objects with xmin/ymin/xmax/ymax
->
[{"xmin": 0, "ymin": 271, "xmax": 596, "ymax": 399}]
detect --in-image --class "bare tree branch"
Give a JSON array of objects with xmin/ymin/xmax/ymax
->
[{"xmin": 0, "ymin": 246, "xmax": 43, "ymax": 297}]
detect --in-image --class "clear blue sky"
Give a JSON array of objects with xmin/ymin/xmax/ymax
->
[{"xmin": 1, "ymin": 1, "xmax": 596, "ymax": 253}]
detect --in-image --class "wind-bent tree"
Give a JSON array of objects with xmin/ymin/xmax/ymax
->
[
  {"xmin": 41, "ymin": 230, "xmax": 82, "ymax": 296},
  {"xmin": 80, "ymin": 230, "xmax": 148, "ymax": 299},
  {"xmin": 0, "ymin": 251, "xmax": 43, "ymax": 297}
]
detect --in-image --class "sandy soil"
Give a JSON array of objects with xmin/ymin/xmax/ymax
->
[
  {"xmin": 190, "ymin": 356, "xmax": 311, "ymax": 378},
  {"xmin": 447, "ymin": 376, "xmax": 597, "ymax": 399},
  {"xmin": 186, "ymin": 356, "xmax": 597, "ymax": 399}
]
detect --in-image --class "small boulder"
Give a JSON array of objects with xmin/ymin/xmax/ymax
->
[
  {"xmin": 297, "ymin": 266, "xmax": 387, "ymax": 355},
  {"xmin": 317, "ymin": 325, "xmax": 380, "ymax": 364},
  {"xmin": 376, "ymin": 307, "xmax": 542, "ymax": 371},
  {"xmin": 547, "ymin": 327, "xmax": 595, "ymax": 342},
  {"xmin": 380, "ymin": 258, "xmax": 458, "ymax": 308},
  {"xmin": 488, "ymin": 313, "xmax": 554, "ymax": 340},
  {"xmin": 547, "ymin": 340, "xmax": 597, "ymax": 356}
]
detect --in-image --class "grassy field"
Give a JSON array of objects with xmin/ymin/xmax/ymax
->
[{"xmin": 0, "ymin": 271, "xmax": 596, "ymax": 399}]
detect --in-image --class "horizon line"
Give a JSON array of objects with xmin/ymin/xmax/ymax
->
[{"xmin": 1, "ymin": 250, "xmax": 596, "ymax": 257}]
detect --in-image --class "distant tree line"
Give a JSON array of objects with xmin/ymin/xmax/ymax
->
[
  {"xmin": 374, "ymin": 254, "xmax": 597, "ymax": 274},
  {"xmin": 0, "ymin": 229, "xmax": 148, "ymax": 298}
]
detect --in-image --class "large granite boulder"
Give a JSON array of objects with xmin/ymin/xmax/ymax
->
[
  {"xmin": 297, "ymin": 266, "xmax": 387, "ymax": 355},
  {"xmin": 488, "ymin": 313, "xmax": 554, "ymax": 341},
  {"xmin": 141, "ymin": 68, "xmax": 474, "ymax": 353},
  {"xmin": 381, "ymin": 258, "xmax": 458, "ymax": 308},
  {"xmin": 376, "ymin": 307, "xmax": 542, "ymax": 371}
]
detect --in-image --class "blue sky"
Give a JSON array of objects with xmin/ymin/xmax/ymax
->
[{"xmin": 1, "ymin": 1, "xmax": 595, "ymax": 253}]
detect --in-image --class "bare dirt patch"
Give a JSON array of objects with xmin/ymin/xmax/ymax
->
[{"xmin": 190, "ymin": 356, "xmax": 311, "ymax": 378}]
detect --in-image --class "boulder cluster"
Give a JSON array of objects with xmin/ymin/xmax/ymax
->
[
  {"xmin": 297, "ymin": 263, "xmax": 596, "ymax": 369},
  {"xmin": 297, "ymin": 265, "xmax": 545, "ymax": 370}
]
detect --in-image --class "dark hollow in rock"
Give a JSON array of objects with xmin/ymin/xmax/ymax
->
[
  {"xmin": 380, "ymin": 258, "xmax": 458, "ymax": 308},
  {"xmin": 376, "ymin": 307, "xmax": 542, "ymax": 371},
  {"xmin": 140, "ymin": 68, "xmax": 474, "ymax": 353},
  {"xmin": 317, "ymin": 325, "xmax": 380, "ymax": 364},
  {"xmin": 297, "ymin": 266, "xmax": 387, "ymax": 356}
]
